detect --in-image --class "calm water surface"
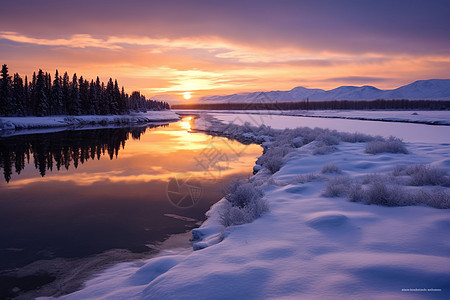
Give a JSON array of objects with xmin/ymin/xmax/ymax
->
[{"xmin": 0, "ymin": 116, "xmax": 261, "ymax": 297}]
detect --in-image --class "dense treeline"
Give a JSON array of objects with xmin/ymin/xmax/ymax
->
[
  {"xmin": 0, "ymin": 125, "xmax": 165, "ymax": 182},
  {"xmin": 173, "ymin": 99, "xmax": 450, "ymax": 110},
  {"xmin": 0, "ymin": 64, "xmax": 169, "ymax": 117}
]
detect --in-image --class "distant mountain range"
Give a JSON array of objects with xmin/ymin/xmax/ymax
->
[{"xmin": 199, "ymin": 79, "xmax": 450, "ymax": 103}]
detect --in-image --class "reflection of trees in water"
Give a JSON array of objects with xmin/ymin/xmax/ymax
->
[{"xmin": 0, "ymin": 125, "xmax": 166, "ymax": 182}]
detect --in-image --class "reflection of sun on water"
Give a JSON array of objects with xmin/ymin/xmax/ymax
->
[
  {"xmin": 180, "ymin": 116, "xmax": 192, "ymax": 132},
  {"xmin": 8, "ymin": 116, "xmax": 262, "ymax": 186}
]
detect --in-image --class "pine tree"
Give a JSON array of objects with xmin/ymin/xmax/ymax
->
[
  {"xmin": 24, "ymin": 76, "xmax": 30, "ymax": 116},
  {"xmin": 129, "ymin": 91, "xmax": 140, "ymax": 111},
  {"xmin": 94, "ymin": 77, "xmax": 102, "ymax": 114},
  {"xmin": 30, "ymin": 72, "xmax": 37, "ymax": 115},
  {"xmin": 12, "ymin": 73, "xmax": 24, "ymax": 116},
  {"xmin": 107, "ymin": 78, "xmax": 118, "ymax": 114},
  {"xmin": 99, "ymin": 82, "xmax": 109, "ymax": 115},
  {"xmin": 51, "ymin": 70, "xmax": 63, "ymax": 115},
  {"xmin": 114, "ymin": 80, "xmax": 123, "ymax": 114},
  {"xmin": 79, "ymin": 76, "xmax": 91, "ymax": 114},
  {"xmin": 0, "ymin": 64, "xmax": 13, "ymax": 116},
  {"xmin": 62, "ymin": 72, "xmax": 70, "ymax": 115},
  {"xmin": 34, "ymin": 69, "xmax": 49, "ymax": 116},
  {"xmin": 89, "ymin": 80, "xmax": 97, "ymax": 115},
  {"xmin": 45, "ymin": 72, "xmax": 52, "ymax": 102},
  {"xmin": 69, "ymin": 73, "xmax": 81, "ymax": 115},
  {"xmin": 121, "ymin": 86, "xmax": 128, "ymax": 114}
]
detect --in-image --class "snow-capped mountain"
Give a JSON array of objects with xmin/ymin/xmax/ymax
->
[
  {"xmin": 390, "ymin": 79, "xmax": 450, "ymax": 100},
  {"xmin": 199, "ymin": 79, "xmax": 450, "ymax": 103}
]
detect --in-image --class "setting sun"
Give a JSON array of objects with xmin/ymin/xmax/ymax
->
[{"xmin": 183, "ymin": 92, "xmax": 192, "ymax": 100}]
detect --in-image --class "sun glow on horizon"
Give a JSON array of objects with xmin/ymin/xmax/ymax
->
[{"xmin": 183, "ymin": 92, "xmax": 192, "ymax": 100}]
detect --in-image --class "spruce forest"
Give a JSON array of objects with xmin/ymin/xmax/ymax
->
[{"xmin": 0, "ymin": 64, "xmax": 169, "ymax": 117}]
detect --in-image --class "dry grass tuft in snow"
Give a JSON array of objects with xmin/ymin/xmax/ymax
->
[
  {"xmin": 411, "ymin": 188, "xmax": 450, "ymax": 209},
  {"xmin": 323, "ymin": 170, "xmax": 450, "ymax": 208},
  {"xmin": 294, "ymin": 173, "xmax": 323, "ymax": 184},
  {"xmin": 322, "ymin": 176, "xmax": 351, "ymax": 197},
  {"xmin": 312, "ymin": 144, "xmax": 336, "ymax": 155},
  {"xmin": 256, "ymin": 145, "xmax": 293, "ymax": 174},
  {"xmin": 220, "ymin": 180, "xmax": 268, "ymax": 227},
  {"xmin": 339, "ymin": 132, "xmax": 378, "ymax": 143},
  {"xmin": 364, "ymin": 180, "xmax": 409, "ymax": 206},
  {"xmin": 224, "ymin": 181, "xmax": 263, "ymax": 208},
  {"xmin": 365, "ymin": 136, "xmax": 408, "ymax": 154},
  {"xmin": 321, "ymin": 163, "xmax": 342, "ymax": 174},
  {"xmin": 392, "ymin": 164, "xmax": 450, "ymax": 186}
]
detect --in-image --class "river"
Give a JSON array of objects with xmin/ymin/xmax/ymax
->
[{"xmin": 0, "ymin": 116, "xmax": 261, "ymax": 298}]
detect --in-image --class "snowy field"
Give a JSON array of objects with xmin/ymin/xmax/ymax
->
[
  {"xmin": 0, "ymin": 111, "xmax": 179, "ymax": 132},
  {"xmin": 42, "ymin": 112, "xmax": 450, "ymax": 300}
]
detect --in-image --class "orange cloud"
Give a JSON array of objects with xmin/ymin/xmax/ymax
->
[
  {"xmin": 0, "ymin": 31, "xmax": 123, "ymax": 50},
  {"xmin": 1, "ymin": 31, "xmax": 450, "ymax": 100}
]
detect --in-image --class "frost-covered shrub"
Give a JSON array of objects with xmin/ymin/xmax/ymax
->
[
  {"xmin": 364, "ymin": 180, "xmax": 408, "ymax": 206},
  {"xmin": 316, "ymin": 130, "xmax": 341, "ymax": 146},
  {"xmin": 392, "ymin": 165, "xmax": 408, "ymax": 176},
  {"xmin": 271, "ymin": 129, "xmax": 297, "ymax": 147},
  {"xmin": 340, "ymin": 132, "xmax": 378, "ymax": 143},
  {"xmin": 355, "ymin": 175, "xmax": 409, "ymax": 206},
  {"xmin": 220, "ymin": 203, "xmax": 253, "ymax": 226},
  {"xmin": 347, "ymin": 183, "xmax": 364, "ymax": 202},
  {"xmin": 292, "ymin": 136, "xmax": 303, "ymax": 148},
  {"xmin": 312, "ymin": 144, "xmax": 336, "ymax": 155},
  {"xmin": 225, "ymin": 182, "xmax": 263, "ymax": 208},
  {"xmin": 391, "ymin": 164, "xmax": 449, "ymax": 187},
  {"xmin": 412, "ymin": 189, "xmax": 450, "ymax": 209},
  {"xmin": 321, "ymin": 163, "xmax": 342, "ymax": 174},
  {"xmin": 249, "ymin": 168, "xmax": 273, "ymax": 187},
  {"xmin": 278, "ymin": 127, "xmax": 322, "ymax": 146},
  {"xmin": 365, "ymin": 136, "xmax": 408, "ymax": 154},
  {"xmin": 217, "ymin": 122, "xmax": 276, "ymax": 144},
  {"xmin": 362, "ymin": 174, "xmax": 390, "ymax": 185},
  {"xmin": 322, "ymin": 176, "xmax": 351, "ymax": 197},
  {"xmin": 221, "ymin": 181, "xmax": 268, "ymax": 226},
  {"xmin": 264, "ymin": 156, "xmax": 284, "ymax": 174},
  {"xmin": 220, "ymin": 197, "xmax": 269, "ymax": 227},
  {"xmin": 406, "ymin": 165, "xmax": 449, "ymax": 186},
  {"xmin": 341, "ymin": 173, "xmax": 450, "ymax": 208},
  {"xmin": 251, "ymin": 123, "xmax": 272, "ymax": 136},
  {"xmin": 295, "ymin": 173, "xmax": 322, "ymax": 184},
  {"xmin": 256, "ymin": 145, "xmax": 293, "ymax": 174}
]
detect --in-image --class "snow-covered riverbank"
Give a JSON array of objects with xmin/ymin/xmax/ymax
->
[
  {"xmin": 0, "ymin": 111, "xmax": 180, "ymax": 132},
  {"xmin": 43, "ymin": 112, "xmax": 450, "ymax": 300}
]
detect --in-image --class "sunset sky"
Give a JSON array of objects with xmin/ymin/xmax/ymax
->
[{"xmin": 1, "ymin": 0, "xmax": 450, "ymax": 102}]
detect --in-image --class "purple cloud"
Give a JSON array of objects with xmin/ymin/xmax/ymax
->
[{"xmin": 2, "ymin": 0, "xmax": 450, "ymax": 55}]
